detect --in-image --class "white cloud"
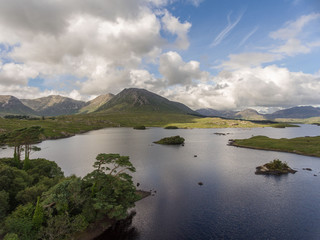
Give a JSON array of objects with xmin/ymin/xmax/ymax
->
[
  {"xmin": 159, "ymin": 51, "xmax": 209, "ymax": 85},
  {"xmin": 270, "ymin": 13, "xmax": 320, "ymax": 40},
  {"xmin": 164, "ymin": 65, "xmax": 320, "ymax": 110},
  {"xmin": 0, "ymin": 62, "xmax": 38, "ymax": 85},
  {"xmin": 161, "ymin": 10, "xmax": 191, "ymax": 49},
  {"xmin": 211, "ymin": 11, "xmax": 244, "ymax": 47},
  {"xmin": 270, "ymin": 13, "xmax": 320, "ymax": 56},
  {"xmin": 216, "ymin": 52, "xmax": 282, "ymax": 70},
  {"xmin": 239, "ymin": 26, "xmax": 259, "ymax": 46}
]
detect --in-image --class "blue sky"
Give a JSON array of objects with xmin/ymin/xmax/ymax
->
[{"xmin": 0, "ymin": 0, "xmax": 319, "ymax": 111}]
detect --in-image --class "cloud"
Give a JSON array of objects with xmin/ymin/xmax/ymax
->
[
  {"xmin": 0, "ymin": 0, "xmax": 195, "ymax": 99},
  {"xmin": 159, "ymin": 51, "xmax": 209, "ymax": 85},
  {"xmin": 270, "ymin": 13, "xmax": 320, "ymax": 40},
  {"xmin": 187, "ymin": 0, "xmax": 204, "ymax": 7},
  {"xmin": 164, "ymin": 65, "xmax": 320, "ymax": 110},
  {"xmin": 215, "ymin": 52, "xmax": 282, "ymax": 70},
  {"xmin": 239, "ymin": 26, "xmax": 259, "ymax": 46},
  {"xmin": 161, "ymin": 10, "xmax": 191, "ymax": 49},
  {"xmin": 211, "ymin": 11, "xmax": 244, "ymax": 47},
  {"xmin": 0, "ymin": 62, "xmax": 38, "ymax": 85},
  {"xmin": 270, "ymin": 13, "xmax": 320, "ymax": 56}
]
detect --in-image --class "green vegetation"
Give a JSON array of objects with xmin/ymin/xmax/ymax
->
[
  {"xmin": 255, "ymin": 159, "xmax": 296, "ymax": 175},
  {"xmin": 270, "ymin": 123, "xmax": 300, "ymax": 128},
  {"xmin": 164, "ymin": 126, "xmax": 179, "ymax": 129},
  {"xmin": 168, "ymin": 117, "xmax": 267, "ymax": 129},
  {"xmin": 0, "ymin": 153, "xmax": 139, "ymax": 239},
  {"xmin": 230, "ymin": 135, "xmax": 320, "ymax": 157},
  {"xmin": 154, "ymin": 135, "xmax": 185, "ymax": 145},
  {"xmin": 133, "ymin": 125, "xmax": 146, "ymax": 130},
  {"xmin": 265, "ymin": 159, "xmax": 289, "ymax": 170}
]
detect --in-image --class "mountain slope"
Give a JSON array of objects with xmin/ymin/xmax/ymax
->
[
  {"xmin": 235, "ymin": 109, "xmax": 265, "ymax": 120},
  {"xmin": 196, "ymin": 108, "xmax": 237, "ymax": 118},
  {"xmin": 0, "ymin": 95, "xmax": 37, "ymax": 116},
  {"xmin": 79, "ymin": 94, "xmax": 114, "ymax": 114},
  {"xmin": 266, "ymin": 106, "xmax": 320, "ymax": 119},
  {"xmin": 196, "ymin": 108, "xmax": 264, "ymax": 120},
  {"xmin": 96, "ymin": 88, "xmax": 197, "ymax": 115},
  {"xmin": 21, "ymin": 95, "xmax": 86, "ymax": 116}
]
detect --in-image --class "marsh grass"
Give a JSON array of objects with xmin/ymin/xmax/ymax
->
[{"xmin": 232, "ymin": 135, "xmax": 320, "ymax": 158}]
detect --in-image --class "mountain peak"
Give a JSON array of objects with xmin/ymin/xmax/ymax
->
[{"xmin": 96, "ymin": 88, "xmax": 196, "ymax": 114}]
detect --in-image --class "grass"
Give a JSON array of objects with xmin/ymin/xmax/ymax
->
[
  {"xmin": 231, "ymin": 135, "xmax": 320, "ymax": 158},
  {"xmin": 269, "ymin": 123, "xmax": 300, "ymax": 128},
  {"xmin": 0, "ymin": 113, "xmax": 272, "ymax": 143},
  {"xmin": 167, "ymin": 117, "xmax": 267, "ymax": 129}
]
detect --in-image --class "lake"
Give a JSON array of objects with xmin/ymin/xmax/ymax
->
[{"xmin": 1, "ymin": 125, "xmax": 320, "ymax": 239}]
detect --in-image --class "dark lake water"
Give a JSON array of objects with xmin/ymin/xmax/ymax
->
[{"xmin": 1, "ymin": 125, "xmax": 320, "ymax": 239}]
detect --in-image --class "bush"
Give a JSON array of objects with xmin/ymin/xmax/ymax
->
[
  {"xmin": 265, "ymin": 159, "xmax": 289, "ymax": 170},
  {"xmin": 164, "ymin": 126, "xmax": 178, "ymax": 129},
  {"xmin": 133, "ymin": 126, "xmax": 146, "ymax": 130},
  {"xmin": 154, "ymin": 136, "xmax": 185, "ymax": 145}
]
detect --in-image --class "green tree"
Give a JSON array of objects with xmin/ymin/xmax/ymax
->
[
  {"xmin": 0, "ymin": 190, "xmax": 9, "ymax": 222},
  {"xmin": 32, "ymin": 196, "xmax": 44, "ymax": 230}
]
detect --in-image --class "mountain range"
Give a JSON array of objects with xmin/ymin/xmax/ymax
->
[
  {"xmin": 196, "ymin": 106, "xmax": 320, "ymax": 120},
  {"xmin": 1, "ymin": 88, "xmax": 320, "ymax": 119}
]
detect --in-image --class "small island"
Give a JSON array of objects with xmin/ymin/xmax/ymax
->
[
  {"xmin": 154, "ymin": 135, "xmax": 185, "ymax": 145},
  {"xmin": 164, "ymin": 126, "xmax": 179, "ymax": 129},
  {"xmin": 255, "ymin": 159, "xmax": 297, "ymax": 175},
  {"xmin": 133, "ymin": 125, "xmax": 146, "ymax": 130}
]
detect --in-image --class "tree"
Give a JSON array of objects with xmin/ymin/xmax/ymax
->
[
  {"xmin": 3, "ymin": 126, "xmax": 43, "ymax": 164},
  {"xmin": 93, "ymin": 153, "xmax": 136, "ymax": 177},
  {"xmin": 83, "ymin": 153, "xmax": 138, "ymax": 220}
]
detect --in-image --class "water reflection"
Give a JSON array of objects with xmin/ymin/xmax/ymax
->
[{"xmin": 1, "ymin": 125, "xmax": 320, "ymax": 239}]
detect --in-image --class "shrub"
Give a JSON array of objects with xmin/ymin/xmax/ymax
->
[
  {"xmin": 133, "ymin": 126, "xmax": 146, "ymax": 130},
  {"xmin": 265, "ymin": 159, "xmax": 289, "ymax": 170},
  {"xmin": 164, "ymin": 126, "xmax": 178, "ymax": 129},
  {"xmin": 154, "ymin": 136, "xmax": 185, "ymax": 145}
]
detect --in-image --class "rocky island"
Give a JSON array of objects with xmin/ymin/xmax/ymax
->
[{"xmin": 255, "ymin": 159, "xmax": 297, "ymax": 175}]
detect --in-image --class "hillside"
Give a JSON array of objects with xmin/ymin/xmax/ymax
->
[
  {"xmin": 96, "ymin": 88, "xmax": 198, "ymax": 115},
  {"xmin": 21, "ymin": 95, "xmax": 86, "ymax": 116},
  {"xmin": 266, "ymin": 106, "xmax": 320, "ymax": 119},
  {"xmin": 79, "ymin": 94, "xmax": 114, "ymax": 114},
  {"xmin": 196, "ymin": 108, "xmax": 264, "ymax": 120},
  {"xmin": 235, "ymin": 109, "xmax": 265, "ymax": 120},
  {"xmin": 0, "ymin": 95, "xmax": 37, "ymax": 116}
]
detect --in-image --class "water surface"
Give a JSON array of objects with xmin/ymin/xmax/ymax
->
[{"xmin": 1, "ymin": 125, "xmax": 320, "ymax": 239}]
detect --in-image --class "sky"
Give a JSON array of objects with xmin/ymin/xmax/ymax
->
[{"xmin": 0, "ymin": 0, "xmax": 319, "ymax": 112}]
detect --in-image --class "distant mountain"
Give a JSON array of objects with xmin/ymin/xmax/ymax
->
[
  {"xmin": 21, "ymin": 95, "xmax": 86, "ymax": 116},
  {"xmin": 96, "ymin": 88, "xmax": 197, "ymax": 115},
  {"xmin": 235, "ymin": 109, "xmax": 265, "ymax": 120},
  {"xmin": 79, "ymin": 94, "xmax": 114, "ymax": 114},
  {"xmin": 196, "ymin": 108, "xmax": 237, "ymax": 118},
  {"xmin": 266, "ymin": 106, "xmax": 320, "ymax": 119},
  {"xmin": 0, "ymin": 95, "xmax": 37, "ymax": 116}
]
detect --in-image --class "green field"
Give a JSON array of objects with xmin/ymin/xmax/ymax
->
[{"xmin": 230, "ymin": 135, "xmax": 320, "ymax": 158}]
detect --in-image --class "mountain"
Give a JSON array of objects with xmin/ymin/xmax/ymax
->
[
  {"xmin": 196, "ymin": 108, "xmax": 264, "ymax": 120},
  {"xmin": 266, "ymin": 106, "xmax": 320, "ymax": 119},
  {"xmin": 235, "ymin": 109, "xmax": 265, "ymax": 120},
  {"xmin": 79, "ymin": 94, "xmax": 114, "ymax": 114},
  {"xmin": 21, "ymin": 95, "xmax": 86, "ymax": 116},
  {"xmin": 196, "ymin": 108, "xmax": 237, "ymax": 118},
  {"xmin": 0, "ymin": 95, "xmax": 37, "ymax": 116},
  {"xmin": 96, "ymin": 88, "xmax": 197, "ymax": 115}
]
